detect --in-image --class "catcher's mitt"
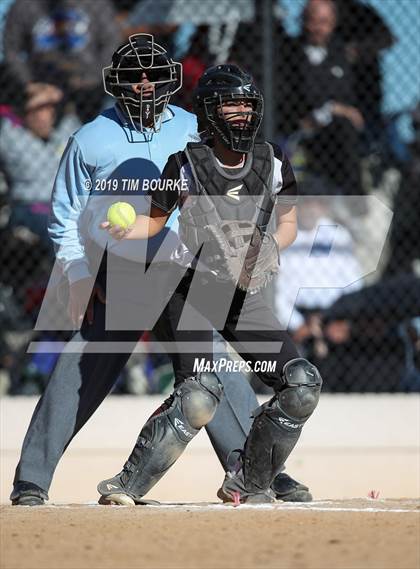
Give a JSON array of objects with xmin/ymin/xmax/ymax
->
[{"xmin": 203, "ymin": 220, "xmax": 280, "ymax": 293}]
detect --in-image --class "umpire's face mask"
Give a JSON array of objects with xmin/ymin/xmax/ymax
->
[
  {"xmin": 131, "ymin": 73, "xmax": 156, "ymax": 128},
  {"xmin": 103, "ymin": 34, "xmax": 183, "ymax": 134},
  {"xmin": 109, "ymin": 60, "xmax": 181, "ymax": 133}
]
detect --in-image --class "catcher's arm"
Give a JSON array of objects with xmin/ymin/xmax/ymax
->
[
  {"xmin": 100, "ymin": 206, "xmax": 170, "ymax": 240},
  {"xmin": 272, "ymin": 204, "xmax": 297, "ymax": 251}
]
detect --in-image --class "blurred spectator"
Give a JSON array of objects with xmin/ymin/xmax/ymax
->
[
  {"xmin": 229, "ymin": 0, "xmax": 286, "ymax": 90},
  {"xmin": 0, "ymin": 62, "xmax": 23, "ymax": 124},
  {"xmin": 0, "ymin": 82, "xmax": 80, "ymax": 246},
  {"xmin": 118, "ymin": 13, "xmax": 178, "ymax": 54},
  {"xmin": 176, "ymin": 25, "xmax": 213, "ymax": 112},
  {"xmin": 0, "ymin": 63, "xmax": 22, "ymax": 207},
  {"xmin": 321, "ymin": 274, "xmax": 420, "ymax": 391},
  {"xmin": 277, "ymin": 0, "xmax": 365, "ymax": 200},
  {"xmin": 111, "ymin": 0, "xmax": 140, "ymax": 21},
  {"xmin": 384, "ymin": 103, "xmax": 420, "ymax": 276},
  {"xmin": 334, "ymin": 0, "xmax": 394, "ymax": 145},
  {"xmin": 3, "ymin": 0, "xmax": 121, "ymax": 122},
  {"xmin": 275, "ymin": 179, "xmax": 364, "ymax": 359}
]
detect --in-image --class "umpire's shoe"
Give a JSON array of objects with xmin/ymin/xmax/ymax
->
[
  {"xmin": 271, "ymin": 473, "xmax": 313, "ymax": 502},
  {"xmin": 218, "ymin": 469, "xmax": 276, "ymax": 505},
  {"xmin": 11, "ymin": 481, "xmax": 48, "ymax": 506}
]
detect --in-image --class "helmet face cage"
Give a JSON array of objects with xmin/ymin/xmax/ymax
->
[
  {"xmin": 203, "ymin": 92, "xmax": 263, "ymax": 153},
  {"xmin": 103, "ymin": 34, "xmax": 182, "ymax": 132},
  {"xmin": 194, "ymin": 65, "xmax": 264, "ymax": 153}
]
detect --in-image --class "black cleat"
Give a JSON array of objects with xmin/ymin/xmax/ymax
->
[
  {"xmin": 97, "ymin": 471, "xmax": 160, "ymax": 506},
  {"xmin": 97, "ymin": 472, "xmax": 137, "ymax": 506},
  {"xmin": 271, "ymin": 473, "xmax": 313, "ymax": 502},
  {"xmin": 218, "ymin": 469, "xmax": 276, "ymax": 505},
  {"xmin": 11, "ymin": 481, "xmax": 48, "ymax": 506}
]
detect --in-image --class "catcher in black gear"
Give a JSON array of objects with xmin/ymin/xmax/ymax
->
[{"xmin": 98, "ymin": 64, "xmax": 322, "ymax": 505}]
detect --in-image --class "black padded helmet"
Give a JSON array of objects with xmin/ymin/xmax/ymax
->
[
  {"xmin": 193, "ymin": 64, "xmax": 263, "ymax": 153},
  {"xmin": 103, "ymin": 34, "xmax": 182, "ymax": 132}
]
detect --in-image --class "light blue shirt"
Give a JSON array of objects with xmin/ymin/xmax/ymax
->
[{"xmin": 48, "ymin": 104, "xmax": 198, "ymax": 283}]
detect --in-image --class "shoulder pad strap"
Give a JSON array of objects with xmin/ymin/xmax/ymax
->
[
  {"xmin": 174, "ymin": 151, "xmax": 184, "ymax": 172},
  {"xmin": 186, "ymin": 141, "xmax": 205, "ymax": 151},
  {"xmin": 253, "ymin": 141, "xmax": 272, "ymax": 154}
]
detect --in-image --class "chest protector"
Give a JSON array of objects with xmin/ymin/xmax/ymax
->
[{"xmin": 178, "ymin": 142, "xmax": 279, "ymax": 291}]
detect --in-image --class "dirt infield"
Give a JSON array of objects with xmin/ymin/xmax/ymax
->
[
  {"xmin": 1, "ymin": 499, "xmax": 419, "ymax": 569},
  {"xmin": 2, "ymin": 396, "xmax": 419, "ymax": 568},
  {"xmin": 2, "ymin": 395, "xmax": 420, "ymax": 504}
]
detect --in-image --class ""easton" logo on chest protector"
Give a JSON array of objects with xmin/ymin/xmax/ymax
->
[{"xmin": 226, "ymin": 185, "xmax": 243, "ymax": 201}]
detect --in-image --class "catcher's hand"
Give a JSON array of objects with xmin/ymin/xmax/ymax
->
[{"xmin": 100, "ymin": 221, "xmax": 133, "ymax": 240}]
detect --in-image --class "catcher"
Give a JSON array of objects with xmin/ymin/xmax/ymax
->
[{"xmin": 98, "ymin": 64, "xmax": 322, "ymax": 504}]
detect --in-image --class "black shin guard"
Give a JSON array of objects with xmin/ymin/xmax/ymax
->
[
  {"xmin": 98, "ymin": 374, "xmax": 222, "ymax": 501},
  {"xmin": 243, "ymin": 358, "xmax": 322, "ymax": 493}
]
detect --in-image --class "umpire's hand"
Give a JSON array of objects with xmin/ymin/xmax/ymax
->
[{"xmin": 68, "ymin": 277, "xmax": 106, "ymax": 327}]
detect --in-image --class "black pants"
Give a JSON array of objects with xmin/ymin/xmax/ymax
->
[{"xmin": 166, "ymin": 269, "xmax": 299, "ymax": 391}]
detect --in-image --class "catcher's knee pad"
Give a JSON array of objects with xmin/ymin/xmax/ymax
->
[
  {"xmin": 243, "ymin": 359, "xmax": 322, "ymax": 492},
  {"xmin": 100, "ymin": 375, "xmax": 222, "ymax": 500},
  {"xmin": 278, "ymin": 358, "xmax": 322, "ymax": 421},
  {"xmin": 181, "ymin": 372, "xmax": 223, "ymax": 428}
]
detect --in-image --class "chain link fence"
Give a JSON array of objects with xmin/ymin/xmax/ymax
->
[{"xmin": 0, "ymin": 0, "xmax": 419, "ymax": 395}]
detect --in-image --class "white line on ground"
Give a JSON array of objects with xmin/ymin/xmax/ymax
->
[{"xmin": 36, "ymin": 501, "xmax": 420, "ymax": 514}]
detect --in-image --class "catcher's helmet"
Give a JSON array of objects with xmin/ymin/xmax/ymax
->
[
  {"xmin": 193, "ymin": 64, "xmax": 263, "ymax": 153},
  {"xmin": 103, "ymin": 34, "xmax": 182, "ymax": 132}
]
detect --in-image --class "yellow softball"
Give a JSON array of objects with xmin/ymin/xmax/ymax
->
[{"xmin": 107, "ymin": 202, "xmax": 136, "ymax": 229}]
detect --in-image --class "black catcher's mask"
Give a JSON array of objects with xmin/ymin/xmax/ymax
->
[
  {"xmin": 193, "ymin": 64, "xmax": 263, "ymax": 153},
  {"xmin": 103, "ymin": 34, "xmax": 182, "ymax": 132}
]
